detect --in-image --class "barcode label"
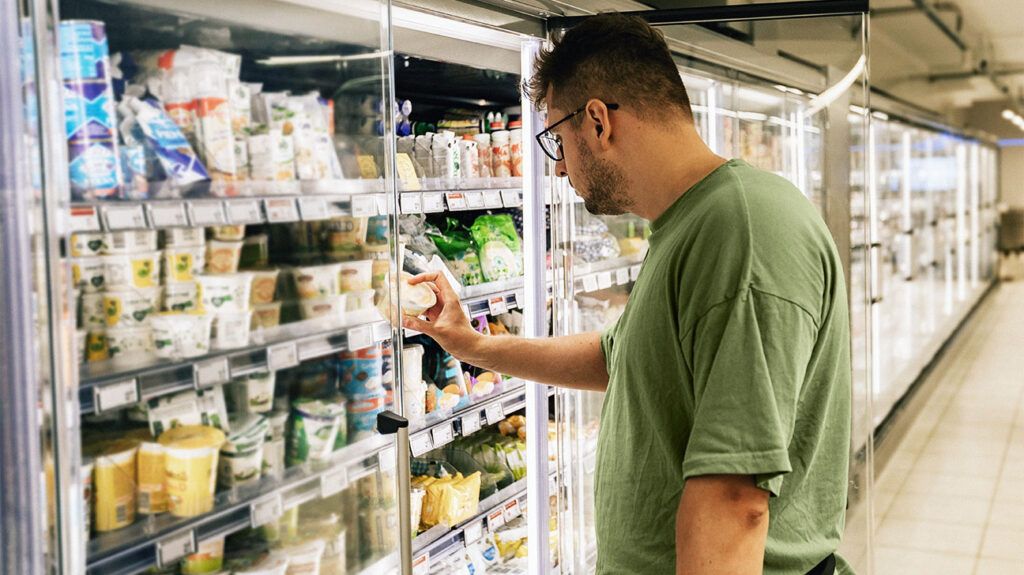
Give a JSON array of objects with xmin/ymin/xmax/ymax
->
[
  {"xmin": 484, "ymin": 404, "xmax": 505, "ymax": 426},
  {"xmin": 410, "ymin": 432, "xmax": 434, "ymax": 457},
  {"xmin": 298, "ymin": 197, "xmax": 330, "ymax": 221},
  {"xmin": 320, "ymin": 467, "xmax": 349, "ymax": 498},
  {"xmin": 378, "ymin": 446, "xmax": 396, "ymax": 472},
  {"xmin": 226, "ymin": 200, "xmax": 263, "ymax": 224},
  {"xmin": 431, "ymin": 422, "xmax": 454, "ymax": 448},
  {"xmin": 351, "ymin": 195, "xmax": 376, "ymax": 216},
  {"xmin": 483, "ymin": 190, "xmax": 503, "ymax": 208},
  {"xmin": 94, "ymin": 379, "xmax": 139, "ymax": 413},
  {"xmin": 157, "ymin": 531, "xmax": 195, "ymax": 568},
  {"xmin": 116, "ymin": 503, "xmax": 128, "ymax": 525},
  {"xmin": 630, "ymin": 265, "xmax": 641, "ymax": 281},
  {"xmin": 487, "ymin": 295, "xmax": 508, "ymax": 316},
  {"xmin": 189, "ymin": 202, "xmax": 226, "ymax": 226},
  {"xmin": 461, "ymin": 413, "xmax": 481, "ymax": 436},
  {"xmin": 486, "ymin": 508, "xmax": 505, "ymax": 531},
  {"xmin": 503, "ymin": 498, "xmax": 521, "ymax": 521},
  {"xmin": 104, "ymin": 205, "xmax": 147, "ymax": 230},
  {"xmin": 347, "ymin": 326, "xmax": 373, "ymax": 351},
  {"xmin": 412, "ymin": 553, "xmax": 430, "ymax": 575},
  {"xmin": 615, "ymin": 267, "xmax": 630, "ymax": 285},
  {"xmin": 267, "ymin": 343, "xmax": 298, "ymax": 372},
  {"xmin": 465, "ymin": 191, "xmax": 485, "ymax": 209},
  {"xmin": 400, "ymin": 193, "xmax": 422, "ymax": 214},
  {"xmin": 501, "ymin": 189, "xmax": 521, "ymax": 207},
  {"xmin": 148, "ymin": 203, "xmax": 188, "ymax": 228},
  {"xmin": 70, "ymin": 206, "xmax": 101, "ymax": 232},
  {"xmin": 193, "ymin": 358, "xmax": 230, "ymax": 389},
  {"xmin": 445, "ymin": 192, "xmax": 467, "ymax": 210},
  {"xmin": 422, "ymin": 193, "xmax": 447, "ymax": 213},
  {"xmin": 464, "ymin": 520, "xmax": 484, "ymax": 544},
  {"xmin": 582, "ymin": 274, "xmax": 599, "ymax": 293},
  {"xmin": 597, "ymin": 272, "xmax": 613, "ymax": 290},
  {"xmin": 264, "ymin": 198, "xmax": 299, "ymax": 223},
  {"xmin": 251, "ymin": 493, "xmax": 283, "ymax": 528}
]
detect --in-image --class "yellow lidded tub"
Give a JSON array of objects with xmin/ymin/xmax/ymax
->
[
  {"xmin": 86, "ymin": 438, "xmax": 140, "ymax": 532},
  {"xmin": 136, "ymin": 442, "xmax": 167, "ymax": 515},
  {"xmin": 159, "ymin": 425, "xmax": 226, "ymax": 518}
]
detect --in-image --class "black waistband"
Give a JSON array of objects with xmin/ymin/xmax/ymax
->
[{"xmin": 806, "ymin": 553, "xmax": 836, "ymax": 575}]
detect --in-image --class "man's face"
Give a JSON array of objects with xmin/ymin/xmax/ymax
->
[{"xmin": 545, "ymin": 94, "xmax": 632, "ymax": 216}]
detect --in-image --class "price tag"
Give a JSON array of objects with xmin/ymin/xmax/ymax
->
[
  {"xmin": 251, "ymin": 493, "xmax": 283, "ymax": 528},
  {"xmin": 597, "ymin": 272, "xmax": 613, "ymax": 290},
  {"xmin": 103, "ymin": 204, "xmax": 147, "ymax": 230},
  {"xmin": 412, "ymin": 553, "xmax": 430, "ymax": 575},
  {"xmin": 70, "ymin": 206, "xmax": 101, "ymax": 232},
  {"xmin": 483, "ymin": 190, "xmax": 503, "ymax": 208},
  {"xmin": 372, "ymin": 321, "xmax": 392, "ymax": 342},
  {"xmin": 347, "ymin": 325, "xmax": 373, "ymax": 351},
  {"xmin": 267, "ymin": 342, "xmax": 299, "ymax": 372},
  {"xmin": 320, "ymin": 467, "xmax": 349, "ymax": 498},
  {"xmin": 400, "ymin": 193, "xmax": 422, "ymax": 214},
  {"xmin": 431, "ymin": 422, "xmax": 455, "ymax": 448},
  {"xmin": 464, "ymin": 520, "xmax": 484, "ymax": 545},
  {"xmin": 189, "ymin": 202, "xmax": 227, "ymax": 226},
  {"xmin": 582, "ymin": 274, "xmax": 599, "ymax": 293},
  {"xmin": 445, "ymin": 192, "xmax": 467, "ymax": 210},
  {"xmin": 298, "ymin": 197, "xmax": 330, "ymax": 221},
  {"xmin": 487, "ymin": 295, "xmax": 508, "ymax": 316},
  {"xmin": 630, "ymin": 264, "xmax": 641, "ymax": 281},
  {"xmin": 514, "ymin": 289, "xmax": 525, "ymax": 308},
  {"xmin": 264, "ymin": 198, "xmax": 300, "ymax": 223},
  {"xmin": 225, "ymin": 200, "xmax": 263, "ymax": 224},
  {"xmin": 156, "ymin": 531, "xmax": 195, "ymax": 568},
  {"xmin": 615, "ymin": 267, "xmax": 630, "ymax": 285},
  {"xmin": 351, "ymin": 195, "xmax": 376, "ymax": 217},
  {"xmin": 501, "ymin": 189, "xmax": 522, "ymax": 207},
  {"xmin": 484, "ymin": 403, "xmax": 505, "ymax": 426},
  {"xmin": 422, "ymin": 192, "xmax": 447, "ymax": 213},
  {"xmin": 148, "ymin": 203, "xmax": 188, "ymax": 228},
  {"xmin": 410, "ymin": 432, "xmax": 434, "ymax": 457},
  {"xmin": 193, "ymin": 357, "xmax": 230, "ymax": 389},
  {"xmin": 486, "ymin": 508, "xmax": 506, "ymax": 531},
  {"xmin": 93, "ymin": 379, "xmax": 139, "ymax": 413},
  {"xmin": 503, "ymin": 498, "xmax": 522, "ymax": 521},
  {"xmin": 378, "ymin": 446, "xmax": 396, "ymax": 472},
  {"xmin": 461, "ymin": 413, "xmax": 481, "ymax": 436},
  {"xmin": 465, "ymin": 191, "xmax": 485, "ymax": 209}
]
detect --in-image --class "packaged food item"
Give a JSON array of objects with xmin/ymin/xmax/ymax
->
[
  {"xmin": 75, "ymin": 328, "xmax": 87, "ymax": 365},
  {"xmin": 227, "ymin": 80, "xmax": 253, "ymax": 133},
  {"xmin": 431, "ymin": 131, "xmax": 460, "ymax": 180},
  {"xmin": 288, "ymin": 398, "xmax": 344, "ymax": 465},
  {"xmin": 337, "ymin": 260, "xmax": 372, "ymax": 293},
  {"xmin": 196, "ymin": 387, "xmax": 231, "ymax": 431},
  {"xmin": 292, "ymin": 263, "xmax": 342, "ymax": 300},
  {"xmin": 158, "ymin": 425, "xmax": 226, "ymax": 517},
  {"xmin": 134, "ymin": 441, "xmax": 167, "ymax": 515},
  {"xmin": 164, "ymin": 246, "xmax": 206, "ymax": 283},
  {"xmin": 104, "ymin": 251, "xmax": 160, "ymax": 289},
  {"xmin": 82, "ymin": 459, "xmax": 94, "ymax": 539},
  {"xmin": 106, "ymin": 325, "xmax": 153, "ymax": 364},
  {"xmin": 162, "ymin": 281, "xmax": 200, "ymax": 313},
  {"xmin": 325, "ymin": 216, "xmax": 367, "ymax": 248},
  {"xmin": 428, "ymin": 224, "xmax": 484, "ymax": 286},
  {"xmin": 103, "ymin": 287, "xmax": 159, "ymax": 328},
  {"xmin": 241, "ymin": 235, "xmax": 270, "ymax": 269},
  {"xmin": 164, "ymin": 227, "xmax": 206, "ymax": 248},
  {"xmin": 128, "ymin": 97, "xmax": 210, "ymax": 188},
  {"xmin": 509, "ymin": 126, "xmax": 523, "ymax": 177},
  {"xmin": 281, "ymin": 540, "xmax": 326, "ymax": 575},
  {"xmin": 249, "ymin": 269, "xmax": 279, "ymax": 305},
  {"xmin": 219, "ymin": 414, "xmax": 268, "ymax": 488},
  {"xmin": 118, "ymin": 143, "xmax": 149, "ymax": 200},
  {"xmin": 181, "ymin": 536, "xmax": 225, "ymax": 575},
  {"xmin": 248, "ymin": 128, "xmax": 295, "ymax": 181},
  {"xmin": 210, "ymin": 310, "xmax": 252, "ymax": 350},
  {"xmin": 251, "ymin": 301, "xmax": 282, "ymax": 330},
  {"xmin": 72, "ymin": 256, "xmax": 106, "ymax": 293},
  {"xmin": 86, "ymin": 438, "xmax": 139, "ymax": 532},
  {"xmin": 470, "ymin": 214, "xmax": 523, "ymax": 282},
  {"xmin": 344, "ymin": 289, "xmax": 375, "ymax": 313},
  {"xmin": 212, "ymin": 225, "xmax": 246, "ymax": 241},
  {"xmin": 266, "ymin": 410, "xmax": 290, "ymax": 442},
  {"xmin": 459, "ymin": 138, "xmax": 479, "ymax": 179},
  {"xmin": 206, "ymin": 240, "xmax": 244, "ymax": 274},
  {"xmin": 400, "ymin": 272, "xmax": 436, "ymax": 317},
  {"xmin": 147, "ymin": 391, "xmax": 202, "ymax": 437},
  {"xmin": 85, "ymin": 330, "xmax": 109, "ymax": 362},
  {"xmin": 150, "ymin": 312, "xmax": 212, "ymax": 359},
  {"xmin": 197, "ymin": 273, "xmax": 253, "ymax": 312},
  {"xmin": 490, "ymin": 130, "xmax": 512, "ymax": 178},
  {"xmin": 192, "ymin": 74, "xmax": 238, "ymax": 182},
  {"xmin": 346, "ymin": 395, "xmax": 385, "ymax": 443},
  {"xmin": 81, "ymin": 292, "xmax": 106, "ymax": 329},
  {"xmin": 336, "ymin": 347, "xmax": 384, "ymax": 398},
  {"xmin": 261, "ymin": 438, "xmax": 286, "ymax": 478},
  {"xmin": 231, "ymin": 371, "xmax": 276, "ymax": 414},
  {"xmin": 105, "ymin": 230, "xmax": 158, "ymax": 254},
  {"xmin": 70, "ymin": 232, "xmax": 107, "ymax": 257},
  {"xmin": 299, "ymin": 295, "xmax": 347, "ymax": 323},
  {"xmin": 473, "ymin": 133, "xmax": 492, "ymax": 179}
]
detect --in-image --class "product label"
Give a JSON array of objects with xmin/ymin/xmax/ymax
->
[
  {"xmin": 147, "ymin": 203, "xmax": 188, "ymax": 228},
  {"xmin": 68, "ymin": 140, "xmax": 119, "ymax": 193},
  {"xmin": 58, "ymin": 21, "xmax": 109, "ymax": 81},
  {"xmin": 63, "ymin": 81, "xmax": 115, "ymax": 141}
]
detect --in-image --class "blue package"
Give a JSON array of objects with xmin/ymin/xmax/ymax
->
[{"xmin": 130, "ymin": 98, "xmax": 209, "ymax": 187}]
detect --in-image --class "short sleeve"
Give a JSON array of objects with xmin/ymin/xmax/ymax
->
[
  {"xmin": 681, "ymin": 287, "xmax": 817, "ymax": 496},
  {"xmin": 600, "ymin": 319, "xmax": 618, "ymax": 373}
]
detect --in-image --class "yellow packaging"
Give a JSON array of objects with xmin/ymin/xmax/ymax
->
[
  {"xmin": 88, "ymin": 439, "xmax": 140, "ymax": 531},
  {"xmin": 438, "ymin": 472, "xmax": 481, "ymax": 526},
  {"xmin": 136, "ymin": 442, "xmax": 167, "ymax": 514},
  {"xmin": 159, "ymin": 426, "xmax": 226, "ymax": 518},
  {"xmin": 421, "ymin": 475, "xmax": 459, "ymax": 528},
  {"xmin": 85, "ymin": 331, "xmax": 109, "ymax": 362}
]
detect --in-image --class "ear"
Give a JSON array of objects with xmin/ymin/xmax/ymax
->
[{"xmin": 584, "ymin": 99, "xmax": 614, "ymax": 150}]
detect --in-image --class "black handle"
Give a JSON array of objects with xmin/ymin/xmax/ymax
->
[{"xmin": 377, "ymin": 410, "xmax": 409, "ymax": 435}]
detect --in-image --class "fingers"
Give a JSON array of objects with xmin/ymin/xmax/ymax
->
[
  {"xmin": 412, "ymin": 271, "xmax": 460, "ymax": 302},
  {"xmin": 401, "ymin": 314, "xmax": 433, "ymax": 335},
  {"xmin": 407, "ymin": 271, "xmax": 441, "ymax": 286}
]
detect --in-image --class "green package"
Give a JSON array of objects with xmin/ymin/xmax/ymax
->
[{"xmin": 469, "ymin": 214, "xmax": 523, "ymax": 282}]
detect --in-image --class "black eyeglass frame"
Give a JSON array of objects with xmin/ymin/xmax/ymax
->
[{"xmin": 535, "ymin": 102, "xmax": 620, "ymax": 162}]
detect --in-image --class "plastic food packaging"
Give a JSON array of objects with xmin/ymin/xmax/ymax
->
[
  {"xmin": 346, "ymin": 395, "xmax": 385, "ymax": 443},
  {"xmin": 261, "ymin": 438, "xmax": 285, "ymax": 478},
  {"xmin": 248, "ymin": 129, "xmax": 295, "ymax": 181},
  {"xmin": 288, "ymin": 398, "xmax": 344, "ymax": 465},
  {"xmin": 75, "ymin": 328, "xmax": 87, "ymax": 365},
  {"xmin": 106, "ymin": 325, "xmax": 154, "ymax": 364},
  {"xmin": 164, "ymin": 227, "xmax": 206, "ymax": 248},
  {"xmin": 129, "ymin": 97, "xmax": 209, "ymax": 188},
  {"xmin": 249, "ymin": 269, "xmax": 279, "ymax": 305},
  {"xmin": 88, "ymin": 439, "xmax": 139, "ymax": 532},
  {"xmin": 73, "ymin": 257, "xmax": 106, "ymax": 293},
  {"xmin": 212, "ymin": 225, "xmax": 246, "ymax": 241},
  {"xmin": 71, "ymin": 232, "xmax": 107, "ymax": 257},
  {"xmin": 104, "ymin": 251, "xmax": 160, "ymax": 289},
  {"xmin": 162, "ymin": 281, "xmax": 200, "ymax": 313},
  {"xmin": 459, "ymin": 138, "xmax": 479, "ymax": 179},
  {"xmin": 105, "ymin": 230, "xmax": 158, "ymax": 254},
  {"xmin": 219, "ymin": 414, "xmax": 268, "ymax": 488},
  {"xmin": 136, "ymin": 441, "xmax": 167, "ymax": 515},
  {"xmin": 299, "ymin": 295, "xmax": 347, "ymax": 323},
  {"xmin": 344, "ymin": 289, "xmax": 375, "ymax": 313},
  {"xmin": 336, "ymin": 347, "xmax": 384, "ymax": 398},
  {"xmin": 509, "ymin": 127, "xmax": 523, "ymax": 177},
  {"xmin": 103, "ymin": 287, "xmax": 159, "ymax": 328},
  {"xmin": 428, "ymin": 224, "xmax": 484, "ymax": 286},
  {"xmin": 473, "ymin": 133, "xmax": 492, "ymax": 179},
  {"xmin": 210, "ymin": 310, "xmax": 253, "ymax": 350},
  {"xmin": 181, "ymin": 536, "xmax": 225, "ymax": 575},
  {"xmin": 490, "ymin": 130, "xmax": 512, "ymax": 178},
  {"xmin": 251, "ymin": 301, "xmax": 282, "ymax": 330},
  {"xmin": 240, "ymin": 235, "xmax": 270, "ymax": 269},
  {"xmin": 158, "ymin": 425, "xmax": 226, "ymax": 517},
  {"xmin": 231, "ymin": 371, "xmax": 276, "ymax": 414},
  {"xmin": 81, "ymin": 293, "xmax": 106, "ymax": 329},
  {"xmin": 337, "ymin": 260, "xmax": 373, "ymax": 292},
  {"xmin": 400, "ymin": 272, "xmax": 436, "ymax": 317},
  {"xmin": 293, "ymin": 263, "xmax": 342, "ymax": 300},
  {"xmin": 150, "ymin": 312, "xmax": 212, "ymax": 359},
  {"xmin": 282, "ymin": 540, "xmax": 326, "ymax": 575},
  {"xmin": 206, "ymin": 240, "xmax": 244, "ymax": 274},
  {"xmin": 470, "ymin": 214, "xmax": 523, "ymax": 282},
  {"xmin": 197, "ymin": 273, "xmax": 253, "ymax": 313},
  {"xmin": 164, "ymin": 246, "xmax": 206, "ymax": 283}
]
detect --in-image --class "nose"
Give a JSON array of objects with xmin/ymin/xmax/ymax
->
[{"xmin": 555, "ymin": 158, "xmax": 568, "ymax": 178}]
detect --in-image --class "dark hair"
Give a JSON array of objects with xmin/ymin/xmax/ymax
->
[{"xmin": 526, "ymin": 12, "xmax": 692, "ymax": 122}]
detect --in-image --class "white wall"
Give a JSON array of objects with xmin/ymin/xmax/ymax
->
[{"xmin": 1000, "ymin": 146, "xmax": 1024, "ymax": 207}]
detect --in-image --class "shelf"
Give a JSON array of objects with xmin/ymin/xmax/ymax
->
[
  {"xmin": 399, "ymin": 188, "xmax": 522, "ymax": 214},
  {"xmin": 461, "ymin": 277, "xmax": 526, "ymax": 317},
  {"xmin": 81, "ymin": 316, "xmax": 392, "ymax": 415},
  {"xmin": 573, "ymin": 256, "xmax": 644, "ymax": 295},
  {"xmin": 408, "ymin": 381, "xmax": 527, "ymax": 457},
  {"xmin": 68, "ymin": 189, "xmax": 388, "ymax": 234},
  {"xmin": 400, "ymin": 177, "xmax": 522, "ymax": 193},
  {"xmin": 86, "ymin": 434, "xmax": 393, "ymax": 575}
]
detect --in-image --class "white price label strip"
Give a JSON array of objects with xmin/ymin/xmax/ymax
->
[
  {"xmin": 347, "ymin": 326, "xmax": 373, "ymax": 351},
  {"xmin": 193, "ymin": 357, "xmax": 230, "ymax": 389},
  {"xmin": 582, "ymin": 274, "xmax": 599, "ymax": 293},
  {"xmin": 189, "ymin": 202, "xmax": 227, "ymax": 226},
  {"xmin": 156, "ymin": 531, "xmax": 195, "ymax": 568},
  {"xmin": 465, "ymin": 191, "xmax": 485, "ymax": 209},
  {"xmin": 461, "ymin": 413, "xmax": 481, "ymax": 436},
  {"xmin": 70, "ymin": 206, "xmax": 101, "ymax": 232},
  {"xmin": 320, "ymin": 467, "xmax": 349, "ymax": 498},
  {"xmin": 410, "ymin": 432, "xmax": 434, "ymax": 457},
  {"xmin": 298, "ymin": 197, "xmax": 330, "ymax": 221},
  {"xmin": 412, "ymin": 553, "xmax": 430, "ymax": 575},
  {"xmin": 615, "ymin": 267, "xmax": 630, "ymax": 285},
  {"xmin": 422, "ymin": 192, "xmax": 447, "ymax": 213},
  {"xmin": 251, "ymin": 493, "xmax": 283, "ymax": 528},
  {"xmin": 503, "ymin": 498, "xmax": 522, "ymax": 521},
  {"xmin": 630, "ymin": 265, "xmax": 641, "ymax": 281},
  {"xmin": 267, "ymin": 342, "xmax": 299, "ymax": 372},
  {"xmin": 351, "ymin": 195, "xmax": 376, "ymax": 216},
  {"xmin": 464, "ymin": 520, "xmax": 484, "ymax": 545},
  {"xmin": 226, "ymin": 200, "xmax": 263, "ymax": 224},
  {"xmin": 445, "ymin": 192, "xmax": 467, "ymax": 210},
  {"xmin": 93, "ymin": 379, "xmax": 139, "ymax": 413},
  {"xmin": 148, "ymin": 203, "xmax": 188, "ymax": 228},
  {"xmin": 597, "ymin": 272, "xmax": 613, "ymax": 290},
  {"xmin": 431, "ymin": 422, "xmax": 455, "ymax": 448},
  {"xmin": 264, "ymin": 198, "xmax": 300, "ymax": 223},
  {"xmin": 378, "ymin": 446, "xmax": 396, "ymax": 472},
  {"xmin": 501, "ymin": 189, "xmax": 521, "ymax": 207},
  {"xmin": 484, "ymin": 190, "xmax": 503, "ymax": 208},
  {"xmin": 484, "ymin": 403, "xmax": 505, "ymax": 426},
  {"xmin": 486, "ymin": 508, "xmax": 506, "ymax": 531},
  {"xmin": 104, "ymin": 205, "xmax": 147, "ymax": 230},
  {"xmin": 487, "ymin": 295, "xmax": 508, "ymax": 316},
  {"xmin": 400, "ymin": 193, "xmax": 422, "ymax": 214}
]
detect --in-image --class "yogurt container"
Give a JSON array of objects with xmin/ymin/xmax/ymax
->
[
  {"xmin": 299, "ymin": 295, "xmax": 347, "ymax": 323},
  {"xmin": 240, "ymin": 234, "xmax": 270, "ymax": 269},
  {"xmin": 158, "ymin": 425, "xmax": 227, "ymax": 517},
  {"xmin": 249, "ymin": 269, "xmax": 279, "ymax": 305},
  {"xmin": 151, "ymin": 313, "xmax": 212, "ymax": 359},
  {"xmin": 234, "ymin": 555, "xmax": 289, "ymax": 575},
  {"xmin": 87, "ymin": 439, "xmax": 139, "ymax": 532},
  {"xmin": 164, "ymin": 246, "xmax": 206, "ymax": 283},
  {"xmin": 266, "ymin": 410, "xmax": 290, "ymax": 441},
  {"xmin": 164, "ymin": 227, "xmax": 206, "ymax": 248},
  {"xmin": 163, "ymin": 281, "xmax": 200, "ymax": 313},
  {"xmin": 206, "ymin": 240, "xmax": 244, "ymax": 274},
  {"xmin": 136, "ymin": 441, "xmax": 168, "ymax": 515},
  {"xmin": 293, "ymin": 263, "xmax": 342, "ymax": 300},
  {"xmin": 400, "ymin": 272, "xmax": 436, "ymax": 317},
  {"xmin": 261, "ymin": 438, "xmax": 285, "ymax": 478},
  {"xmin": 72, "ymin": 257, "xmax": 106, "ymax": 293},
  {"xmin": 82, "ymin": 459, "xmax": 94, "ymax": 539},
  {"xmin": 287, "ymin": 398, "xmax": 344, "ymax": 465},
  {"xmin": 105, "ymin": 230, "xmax": 158, "ymax": 254},
  {"xmin": 198, "ymin": 273, "xmax": 252, "ymax": 313},
  {"xmin": 81, "ymin": 292, "xmax": 107, "ymax": 330},
  {"xmin": 282, "ymin": 540, "xmax": 326, "ymax": 575},
  {"xmin": 181, "ymin": 536, "xmax": 225, "ymax": 575},
  {"xmin": 212, "ymin": 225, "xmax": 245, "ymax": 241},
  {"xmin": 70, "ymin": 232, "xmax": 107, "ymax": 257},
  {"xmin": 219, "ymin": 416, "xmax": 267, "ymax": 488},
  {"xmin": 344, "ymin": 289, "xmax": 375, "ymax": 312},
  {"xmin": 103, "ymin": 287, "xmax": 159, "ymax": 328},
  {"xmin": 346, "ymin": 395, "xmax": 385, "ymax": 443},
  {"xmin": 251, "ymin": 301, "xmax": 282, "ymax": 330},
  {"xmin": 75, "ymin": 328, "xmax": 87, "ymax": 365},
  {"xmin": 210, "ymin": 310, "xmax": 252, "ymax": 350},
  {"xmin": 337, "ymin": 260, "xmax": 372, "ymax": 292},
  {"xmin": 231, "ymin": 371, "xmax": 276, "ymax": 414},
  {"xmin": 106, "ymin": 325, "xmax": 154, "ymax": 365},
  {"xmin": 336, "ymin": 348, "xmax": 384, "ymax": 398},
  {"xmin": 85, "ymin": 330, "xmax": 109, "ymax": 362},
  {"xmin": 104, "ymin": 251, "xmax": 160, "ymax": 289}
]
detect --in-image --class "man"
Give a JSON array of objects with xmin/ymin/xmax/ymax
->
[{"xmin": 403, "ymin": 13, "xmax": 852, "ymax": 575}]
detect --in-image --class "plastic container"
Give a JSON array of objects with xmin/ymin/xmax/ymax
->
[
  {"xmin": 105, "ymin": 230, "xmax": 158, "ymax": 254},
  {"xmin": 212, "ymin": 225, "xmax": 245, "ymax": 241},
  {"xmin": 164, "ymin": 246, "xmax": 206, "ymax": 283},
  {"xmin": 473, "ymin": 133, "xmax": 492, "ymax": 179},
  {"xmin": 151, "ymin": 313, "xmax": 212, "ymax": 359},
  {"xmin": 231, "ymin": 371, "xmax": 276, "ymax": 414},
  {"xmin": 249, "ymin": 269, "xmax": 279, "ymax": 305},
  {"xmin": 337, "ymin": 260, "xmax": 373, "ymax": 292},
  {"xmin": 490, "ymin": 130, "xmax": 512, "ymax": 178},
  {"xmin": 252, "ymin": 301, "xmax": 282, "ymax": 330},
  {"xmin": 85, "ymin": 330, "xmax": 109, "ymax": 362},
  {"xmin": 344, "ymin": 289, "xmax": 376, "ymax": 313},
  {"xmin": 72, "ymin": 257, "xmax": 106, "ymax": 293},
  {"xmin": 219, "ymin": 441, "xmax": 265, "ymax": 488},
  {"xmin": 181, "ymin": 536, "xmax": 225, "ymax": 575},
  {"xmin": 197, "ymin": 273, "xmax": 253, "ymax": 313},
  {"xmin": 104, "ymin": 251, "xmax": 160, "ymax": 289},
  {"xmin": 163, "ymin": 281, "xmax": 200, "ymax": 313},
  {"xmin": 336, "ymin": 348, "xmax": 384, "ymax": 398},
  {"xmin": 210, "ymin": 310, "xmax": 253, "ymax": 350},
  {"xmin": 81, "ymin": 293, "xmax": 106, "ymax": 329},
  {"xmin": 206, "ymin": 240, "xmax": 244, "ymax": 274},
  {"xmin": 164, "ymin": 227, "xmax": 206, "ymax": 248},
  {"xmin": 106, "ymin": 325, "xmax": 154, "ymax": 364},
  {"xmin": 158, "ymin": 425, "xmax": 227, "ymax": 517},
  {"xmin": 293, "ymin": 263, "xmax": 342, "ymax": 300},
  {"xmin": 266, "ymin": 410, "xmax": 290, "ymax": 441},
  {"xmin": 459, "ymin": 138, "xmax": 479, "ymax": 179},
  {"xmin": 400, "ymin": 272, "xmax": 436, "ymax": 317},
  {"xmin": 75, "ymin": 329, "xmax": 87, "ymax": 365},
  {"xmin": 346, "ymin": 395, "xmax": 385, "ymax": 443},
  {"xmin": 89, "ymin": 439, "xmax": 139, "ymax": 532},
  {"xmin": 299, "ymin": 295, "xmax": 347, "ymax": 323},
  {"xmin": 288, "ymin": 398, "xmax": 344, "ymax": 465},
  {"xmin": 261, "ymin": 438, "xmax": 285, "ymax": 478},
  {"xmin": 70, "ymin": 232, "xmax": 106, "ymax": 257},
  {"xmin": 103, "ymin": 287, "xmax": 160, "ymax": 328},
  {"xmin": 136, "ymin": 442, "xmax": 167, "ymax": 515},
  {"xmin": 282, "ymin": 540, "xmax": 326, "ymax": 575}
]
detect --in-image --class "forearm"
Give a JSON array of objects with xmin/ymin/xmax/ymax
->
[
  {"xmin": 675, "ymin": 476, "xmax": 769, "ymax": 575},
  {"xmin": 461, "ymin": 332, "xmax": 609, "ymax": 392}
]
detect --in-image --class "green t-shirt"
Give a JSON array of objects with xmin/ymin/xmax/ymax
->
[{"xmin": 596, "ymin": 159, "xmax": 852, "ymax": 575}]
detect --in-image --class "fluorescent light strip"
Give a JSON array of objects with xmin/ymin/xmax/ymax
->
[
  {"xmin": 806, "ymin": 54, "xmax": 866, "ymax": 118},
  {"xmin": 257, "ymin": 52, "xmax": 389, "ymax": 66},
  {"xmin": 391, "ymin": 6, "xmax": 526, "ymax": 51}
]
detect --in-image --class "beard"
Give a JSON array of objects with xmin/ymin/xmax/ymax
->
[{"xmin": 573, "ymin": 137, "xmax": 632, "ymax": 216}]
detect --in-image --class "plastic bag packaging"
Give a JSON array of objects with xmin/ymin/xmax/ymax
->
[
  {"xmin": 427, "ymin": 219, "xmax": 485, "ymax": 287},
  {"xmin": 469, "ymin": 215, "xmax": 523, "ymax": 282},
  {"xmin": 574, "ymin": 213, "xmax": 621, "ymax": 263}
]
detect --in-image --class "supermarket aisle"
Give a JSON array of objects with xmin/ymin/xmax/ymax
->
[{"xmin": 871, "ymin": 282, "xmax": 1024, "ymax": 574}]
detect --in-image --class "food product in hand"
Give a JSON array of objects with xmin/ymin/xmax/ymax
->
[{"xmin": 400, "ymin": 272, "xmax": 436, "ymax": 317}]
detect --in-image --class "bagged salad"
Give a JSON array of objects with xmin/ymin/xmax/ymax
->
[{"xmin": 470, "ymin": 214, "xmax": 523, "ymax": 282}]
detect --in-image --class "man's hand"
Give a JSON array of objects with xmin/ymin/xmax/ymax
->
[
  {"xmin": 676, "ymin": 475, "xmax": 769, "ymax": 575},
  {"xmin": 401, "ymin": 271, "xmax": 484, "ymax": 363}
]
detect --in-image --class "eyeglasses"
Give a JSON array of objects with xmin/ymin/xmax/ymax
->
[{"xmin": 535, "ymin": 102, "xmax": 619, "ymax": 162}]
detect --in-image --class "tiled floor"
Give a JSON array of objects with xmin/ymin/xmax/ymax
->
[{"xmin": 860, "ymin": 282, "xmax": 1024, "ymax": 574}]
